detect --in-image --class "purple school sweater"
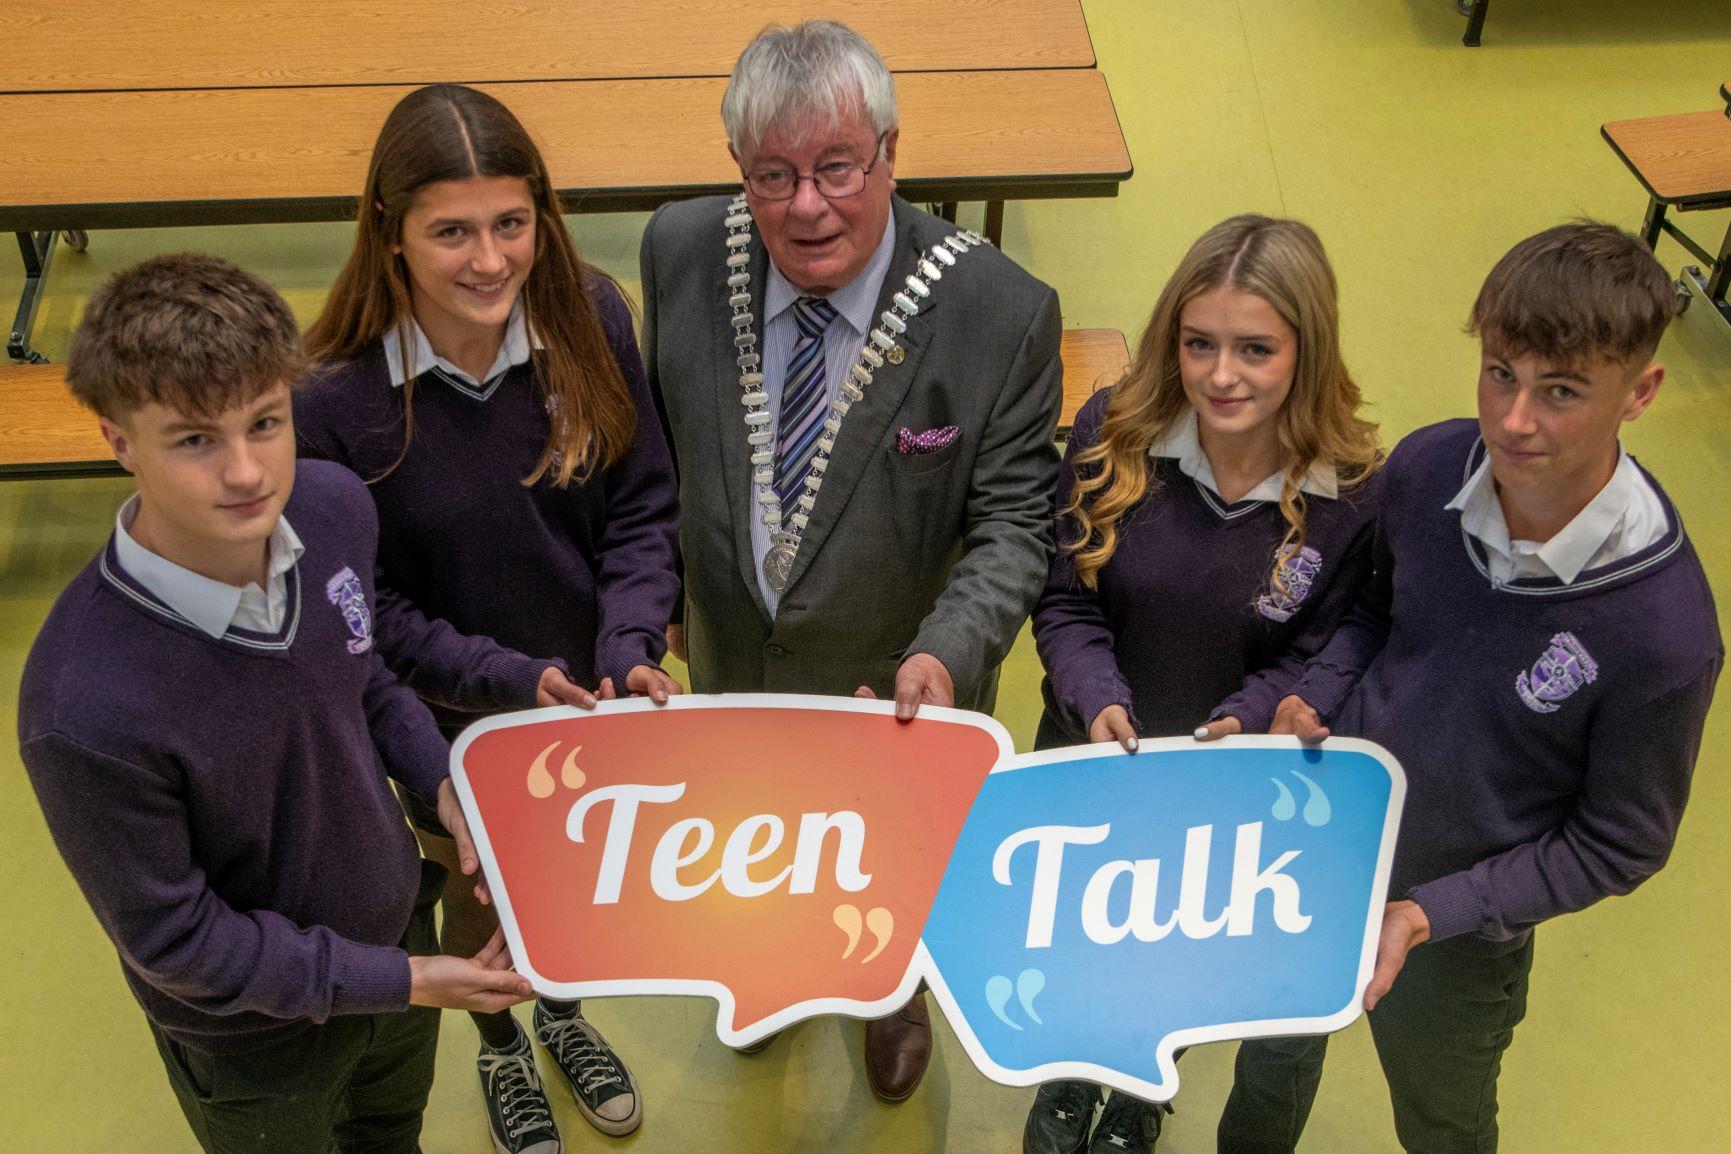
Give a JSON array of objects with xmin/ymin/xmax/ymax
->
[
  {"xmin": 1294, "ymin": 419, "xmax": 1722, "ymax": 951},
  {"xmin": 294, "ymin": 278, "xmax": 680, "ymax": 729},
  {"xmin": 17, "ymin": 460, "xmax": 448, "ymax": 1052},
  {"xmin": 1034, "ymin": 389, "xmax": 1380, "ymax": 742}
]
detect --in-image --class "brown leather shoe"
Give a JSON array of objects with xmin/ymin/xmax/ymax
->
[
  {"xmin": 734, "ymin": 1029, "xmax": 781, "ymax": 1055},
  {"xmin": 864, "ymin": 992, "xmax": 932, "ymax": 1102}
]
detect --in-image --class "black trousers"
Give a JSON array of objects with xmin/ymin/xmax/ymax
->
[
  {"xmin": 1218, "ymin": 936, "xmax": 1536, "ymax": 1154},
  {"xmin": 149, "ymin": 861, "xmax": 445, "ymax": 1154}
]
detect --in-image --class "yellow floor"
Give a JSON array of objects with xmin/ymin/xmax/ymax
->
[{"xmin": 4, "ymin": 1, "xmax": 1730, "ymax": 1149}]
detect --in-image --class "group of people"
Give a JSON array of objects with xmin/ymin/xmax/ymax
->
[{"xmin": 17, "ymin": 19, "xmax": 1721, "ymax": 1154}]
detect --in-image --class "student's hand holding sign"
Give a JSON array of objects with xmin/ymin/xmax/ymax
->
[
  {"xmin": 1192, "ymin": 715, "xmax": 1241, "ymax": 743},
  {"xmin": 536, "ymin": 666, "xmax": 599, "ymax": 709},
  {"xmin": 409, "ymin": 927, "xmax": 534, "ymax": 1013},
  {"xmin": 438, "ymin": 779, "xmax": 496, "ymax": 908},
  {"xmin": 596, "ymin": 665, "xmax": 684, "ymax": 705},
  {"xmin": 1364, "ymin": 900, "xmax": 1430, "ymax": 1011},
  {"xmin": 1269, "ymin": 694, "xmax": 1331, "ymax": 744},
  {"xmin": 1090, "ymin": 704, "xmax": 1140, "ymax": 753}
]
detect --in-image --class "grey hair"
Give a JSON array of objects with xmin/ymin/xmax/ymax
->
[{"xmin": 721, "ymin": 20, "xmax": 898, "ymax": 157}]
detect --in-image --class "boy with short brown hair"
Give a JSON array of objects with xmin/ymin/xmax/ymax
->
[
  {"xmin": 1216, "ymin": 222, "xmax": 1722, "ymax": 1153},
  {"xmin": 19, "ymin": 253, "xmax": 533, "ymax": 1153}
]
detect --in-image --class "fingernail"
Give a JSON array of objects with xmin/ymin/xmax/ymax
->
[
  {"xmin": 1127, "ymin": 738, "xmax": 1139, "ymax": 753},
  {"xmin": 1193, "ymin": 726, "xmax": 1209, "ymax": 739}
]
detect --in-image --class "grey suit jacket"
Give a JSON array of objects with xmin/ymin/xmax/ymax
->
[{"xmin": 640, "ymin": 195, "xmax": 1061, "ymax": 711}]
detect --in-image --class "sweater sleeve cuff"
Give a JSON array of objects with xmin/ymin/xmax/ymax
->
[
  {"xmin": 482, "ymin": 651, "xmax": 552, "ymax": 711},
  {"xmin": 1070, "ymin": 679, "xmax": 1137, "ymax": 743},
  {"xmin": 1408, "ymin": 875, "xmax": 1485, "ymax": 944},
  {"xmin": 328, "ymin": 942, "xmax": 413, "ymax": 1017},
  {"xmin": 1291, "ymin": 666, "xmax": 1360, "ymax": 722},
  {"xmin": 597, "ymin": 634, "xmax": 661, "ymax": 692},
  {"xmin": 394, "ymin": 722, "xmax": 451, "ymax": 808},
  {"xmin": 1211, "ymin": 690, "xmax": 1274, "ymax": 734}
]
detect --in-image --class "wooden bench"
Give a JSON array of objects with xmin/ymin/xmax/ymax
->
[
  {"xmin": 1057, "ymin": 328, "xmax": 1130, "ymax": 438},
  {"xmin": 1601, "ymin": 111, "xmax": 1731, "ymax": 331},
  {"xmin": 0, "ymin": 365, "xmax": 118, "ymax": 479},
  {"xmin": 3, "ymin": 329, "xmax": 1128, "ymax": 478}
]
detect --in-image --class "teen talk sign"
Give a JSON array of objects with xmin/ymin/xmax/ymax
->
[{"xmin": 451, "ymin": 697, "xmax": 1403, "ymax": 1101}]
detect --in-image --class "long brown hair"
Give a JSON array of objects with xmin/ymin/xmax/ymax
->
[
  {"xmin": 305, "ymin": 83, "xmax": 634, "ymax": 486},
  {"xmin": 1068, "ymin": 215, "xmax": 1380, "ymax": 592}
]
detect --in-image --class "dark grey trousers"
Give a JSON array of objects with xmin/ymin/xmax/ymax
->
[
  {"xmin": 149, "ymin": 861, "xmax": 445, "ymax": 1154},
  {"xmin": 1219, "ymin": 936, "xmax": 1535, "ymax": 1154}
]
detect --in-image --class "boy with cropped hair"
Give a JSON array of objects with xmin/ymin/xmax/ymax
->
[
  {"xmin": 18, "ymin": 253, "xmax": 533, "ymax": 1153},
  {"xmin": 1213, "ymin": 222, "xmax": 1723, "ymax": 1153}
]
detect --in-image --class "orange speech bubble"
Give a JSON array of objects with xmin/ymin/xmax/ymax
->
[{"xmin": 452, "ymin": 696, "xmax": 1008, "ymax": 1040}]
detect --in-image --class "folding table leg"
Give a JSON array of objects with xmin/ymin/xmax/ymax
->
[
  {"xmin": 1638, "ymin": 197, "xmax": 1668, "ymax": 250},
  {"xmin": 1463, "ymin": 0, "xmax": 1491, "ymax": 47},
  {"xmin": 984, "ymin": 201, "xmax": 1005, "ymax": 247},
  {"xmin": 8, "ymin": 230, "xmax": 59, "ymax": 364},
  {"xmin": 1680, "ymin": 217, "xmax": 1731, "ymax": 330}
]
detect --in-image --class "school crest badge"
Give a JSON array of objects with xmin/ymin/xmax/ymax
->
[
  {"xmin": 1257, "ymin": 546, "xmax": 1323, "ymax": 623},
  {"xmin": 1516, "ymin": 631, "xmax": 1597, "ymax": 714},
  {"xmin": 324, "ymin": 567, "xmax": 373, "ymax": 655}
]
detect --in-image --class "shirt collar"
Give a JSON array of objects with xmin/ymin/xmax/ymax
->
[
  {"xmin": 381, "ymin": 300, "xmax": 537, "ymax": 389},
  {"xmin": 1445, "ymin": 445, "xmax": 1641, "ymax": 585},
  {"xmin": 112, "ymin": 494, "xmax": 305, "ymax": 639},
  {"xmin": 1147, "ymin": 408, "xmax": 1339, "ymax": 501},
  {"xmin": 762, "ymin": 214, "xmax": 898, "ymax": 337}
]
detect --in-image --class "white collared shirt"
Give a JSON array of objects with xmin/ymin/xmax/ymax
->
[
  {"xmin": 1446, "ymin": 446, "xmax": 1667, "ymax": 586},
  {"xmin": 749, "ymin": 215, "xmax": 899, "ymax": 614},
  {"xmin": 381, "ymin": 301, "xmax": 536, "ymax": 400},
  {"xmin": 113, "ymin": 494, "xmax": 305, "ymax": 638},
  {"xmin": 1148, "ymin": 408, "xmax": 1339, "ymax": 503}
]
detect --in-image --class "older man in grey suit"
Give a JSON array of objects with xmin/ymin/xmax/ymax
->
[{"xmin": 639, "ymin": 20, "xmax": 1061, "ymax": 1101}]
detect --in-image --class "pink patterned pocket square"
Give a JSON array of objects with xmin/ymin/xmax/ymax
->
[{"xmin": 897, "ymin": 425, "xmax": 960, "ymax": 455}]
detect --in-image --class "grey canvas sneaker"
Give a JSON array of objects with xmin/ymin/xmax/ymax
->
[
  {"xmin": 477, "ymin": 1027, "xmax": 562, "ymax": 1154},
  {"xmin": 533, "ymin": 1000, "xmax": 643, "ymax": 1137}
]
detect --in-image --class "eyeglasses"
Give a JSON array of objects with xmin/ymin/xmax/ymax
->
[{"xmin": 741, "ymin": 133, "xmax": 887, "ymax": 202}]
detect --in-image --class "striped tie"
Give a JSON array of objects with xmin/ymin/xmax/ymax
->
[{"xmin": 773, "ymin": 296, "xmax": 839, "ymax": 525}]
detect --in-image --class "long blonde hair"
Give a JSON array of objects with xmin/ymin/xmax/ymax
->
[{"xmin": 1068, "ymin": 215, "xmax": 1380, "ymax": 591}]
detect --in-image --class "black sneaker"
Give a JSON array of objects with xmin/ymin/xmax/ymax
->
[
  {"xmin": 533, "ymin": 1000, "xmax": 643, "ymax": 1137},
  {"xmin": 1025, "ymin": 1080, "xmax": 1102, "ymax": 1154},
  {"xmin": 476, "ymin": 1028, "xmax": 562, "ymax": 1154},
  {"xmin": 1086, "ymin": 1092, "xmax": 1166, "ymax": 1153}
]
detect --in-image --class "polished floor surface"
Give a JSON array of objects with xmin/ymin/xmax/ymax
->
[{"xmin": 3, "ymin": 1, "xmax": 1728, "ymax": 1149}]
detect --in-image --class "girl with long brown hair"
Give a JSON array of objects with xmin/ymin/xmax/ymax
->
[
  {"xmin": 297, "ymin": 83, "xmax": 679, "ymax": 1150},
  {"xmin": 1021, "ymin": 215, "xmax": 1382, "ymax": 1154}
]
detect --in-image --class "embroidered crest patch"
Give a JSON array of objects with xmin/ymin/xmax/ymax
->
[
  {"xmin": 324, "ymin": 567, "xmax": 374, "ymax": 655},
  {"xmin": 1257, "ymin": 546, "xmax": 1323, "ymax": 622},
  {"xmin": 1516, "ymin": 631, "xmax": 1597, "ymax": 713}
]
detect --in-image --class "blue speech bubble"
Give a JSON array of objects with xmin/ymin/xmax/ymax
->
[{"xmin": 919, "ymin": 736, "xmax": 1403, "ymax": 1102}]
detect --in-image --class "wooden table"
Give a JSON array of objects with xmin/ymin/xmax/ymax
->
[
  {"xmin": 3, "ymin": 0, "xmax": 1130, "ymax": 424},
  {"xmin": 1, "ymin": 71, "xmax": 1128, "ymax": 232},
  {"xmin": 1601, "ymin": 111, "xmax": 1731, "ymax": 331},
  {"xmin": 0, "ymin": 0, "xmax": 1093, "ymax": 91},
  {"xmin": 4, "ymin": 66, "xmax": 1129, "ymax": 364}
]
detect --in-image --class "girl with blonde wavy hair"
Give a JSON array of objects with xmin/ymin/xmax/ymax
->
[{"xmin": 1021, "ymin": 215, "xmax": 1383, "ymax": 1154}]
